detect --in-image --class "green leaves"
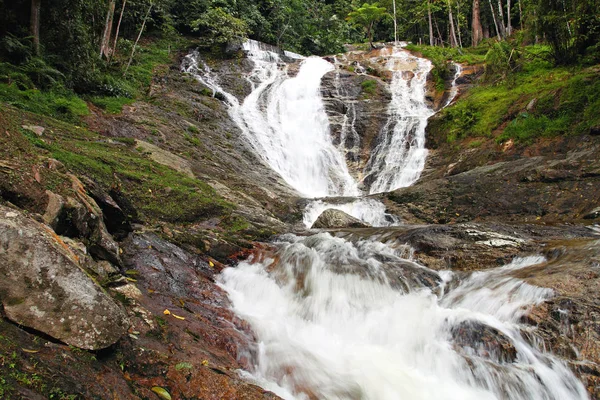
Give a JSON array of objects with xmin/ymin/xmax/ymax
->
[{"xmin": 191, "ymin": 7, "xmax": 250, "ymax": 46}]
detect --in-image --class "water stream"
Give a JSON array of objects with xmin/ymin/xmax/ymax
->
[{"xmin": 183, "ymin": 42, "xmax": 587, "ymax": 399}]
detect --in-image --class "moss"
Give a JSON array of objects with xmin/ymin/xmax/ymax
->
[
  {"xmin": 433, "ymin": 51, "xmax": 599, "ymax": 144},
  {"xmin": 89, "ymin": 96, "xmax": 135, "ymax": 114},
  {"xmin": 360, "ymin": 79, "xmax": 377, "ymax": 96}
]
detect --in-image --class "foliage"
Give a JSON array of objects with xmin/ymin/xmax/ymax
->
[
  {"xmin": 191, "ymin": 7, "xmax": 249, "ymax": 46},
  {"xmin": 0, "ymin": 83, "xmax": 89, "ymax": 121},
  {"xmin": 347, "ymin": 2, "xmax": 388, "ymax": 47}
]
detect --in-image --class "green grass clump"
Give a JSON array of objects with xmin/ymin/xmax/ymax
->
[
  {"xmin": 360, "ymin": 79, "xmax": 377, "ymax": 96},
  {"xmin": 0, "ymin": 83, "xmax": 89, "ymax": 122},
  {"xmin": 90, "ymin": 96, "xmax": 135, "ymax": 114}
]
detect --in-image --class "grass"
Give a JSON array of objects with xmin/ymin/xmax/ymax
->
[
  {"xmin": 360, "ymin": 79, "xmax": 377, "ymax": 96},
  {"xmin": 11, "ymin": 108, "xmax": 233, "ymax": 223},
  {"xmin": 0, "ymin": 83, "xmax": 89, "ymax": 122},
  {"xmin": 89, "ymin": 96, "xmax": 135, "ymax": 114}
]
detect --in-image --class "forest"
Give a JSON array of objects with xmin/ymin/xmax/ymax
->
[{"xmin": 1, "ymin": 0, "xmax": 599, "ymax": 100}]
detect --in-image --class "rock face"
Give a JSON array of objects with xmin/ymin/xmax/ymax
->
[
  {"xmin": 311, "ymin": 208, "xmax": 369, "ymax": 229},
  {"xmin": 0, "ymin": 205, "xmax": 128, "ymax": 350}
]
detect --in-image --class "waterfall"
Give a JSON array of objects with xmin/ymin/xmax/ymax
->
[
  {"xmin": 218, "ymin": 235, "xmax": 588, "ymax": 400},
  {"xmin": 364, "ymin": 48, "xmax": 434, "ymax": 194},
  {"xmin": 183, "ymin": 42, "xmax": 358, "ymax": 198},
  {"xmin": 183, "ymin": 42, "xmax": 588, "ymax": 400}
]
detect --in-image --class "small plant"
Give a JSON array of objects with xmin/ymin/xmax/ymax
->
[{"xmin": 360, "ymin": 79, "xmax": 377, "ymax": 96}]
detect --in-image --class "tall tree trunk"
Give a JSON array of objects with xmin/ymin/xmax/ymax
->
[
  {"xmin": 487, "ymin": 0, "xmax": 502, "ymax": 39},
  {"xmin": 428, "ymin": 0, "xmax": 434, "ymax": 46},
  {"xmin": 100, "ymin": 0, "xmax": 116, "ymax": 58},
  {"xmin": 472, "ymin": 0, "xmax": 483, "ymax": 46},
  {"xmin": 392, "ymin": 0, "xmax": 398, "ymax": 45},
  {"xmin": 497, "ymin": 0, "xmax": 506, "ymax": 37},
  {"xmin": 506, "ymin": 0, "xmax": 512, "ymax": 35},
  {"xmin": 448, "ymin": 0, "xmax": 459, "ymax": 47},
  {"xmin": 124, "ymin": 3, "xmax": 152, "ymax": 76},
  {"xmin": 518, "ymin": 0, "xmax": 523, "ymax": 30},
  {"xmin": 456, "ymin": 1, "xmax": 463, "ymax": 47},
  {"xmin": 108, "ymin": 0, "xmax": 127, "ymax": 63},
  {"xmin": 30, "ymin": 0, "xmax": 41, "ymax": 56}
]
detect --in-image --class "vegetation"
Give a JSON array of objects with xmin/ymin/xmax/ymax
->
[{"xmin": 432, "ymin": 43, "xmax": 600, "ymax": 144}]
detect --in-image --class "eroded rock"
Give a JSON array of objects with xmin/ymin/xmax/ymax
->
[
  {"xmin": 311, "ymin": 209, "xmax": 369, "ymax": 229},
  {"xmin": 0, "ymin": 205, "xmax": 128, "ymax": 350}
]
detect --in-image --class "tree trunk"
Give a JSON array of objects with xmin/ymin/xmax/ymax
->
[
  {"xmin": 108, "ymin": 0, "xmax": 127, "ymax": 63},
  {"xmin": 518, "ymin": 0, "xmax": 523, "ymax": 30},
  {"xmin": 448, "ymin": 0, "xmax": 458, "ymax": 47},
  {"xmin": 506, "ymin": 0, "xmax": 512, "ymax": 35},
  {"xmin": 488, "ymin": 0, "xmax": 502, "ymax": 39},
  {"xmin": 367, "ymin": 21, "xmax": 375, "ymax": 48},
  {"xmin": 497, "ymin": 0, "xmax": 506, "ymax": 37},
  {"xmin": 100, "ymin": 0, "xmax": 116, "ymax": 58},
  {"xmin": 392, "ymin": 0, "xmax": 398, "ymax": 45},
  {"xmin": 472, "ymin": 0, "xmax": 483, "ymax": 46},
  {"xmin": 124, "ymin": 3, "xmax": 152, "ymax": 76},
  {"xmin": 30, "ymin": 0, "xmax": 41, "ymax": 56},
  {"xmin": 456, "ymin": 1, "xmax": 463, "ymax": 47},
  {"xmin": 428, "ymin": 0, "xmax": 434, "ymax": 46}
]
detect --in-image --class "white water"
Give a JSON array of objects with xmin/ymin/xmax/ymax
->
[
  {"xmin": 182, "ymin": 43, "xmax": 442, "ymax": 223},
  {"xmin": 364, "ymin": 49, "xmax": 434, "ymax": 194},
  {"xmin": 183, "ymin": 41, "xmax": 358, "ymax": 198},
  {"xmin": 219, "ymin": 235, "xmax": 588, "ymax": 400}
]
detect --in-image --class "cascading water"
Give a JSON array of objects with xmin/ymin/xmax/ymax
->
[
  {"xmin": 184, "ymin": 42, "xmax": 587, "ymax": 399},
  {"xmin": 363, "ymin": 48, "xmax": 434, "ymax": 194},
  {"xmin": 183, "ymin": 41, "xmax": 358, "ymax": 198},
  {"xmin": 219, "ymin": 235, "xmax": 587, "ymax": 400}
]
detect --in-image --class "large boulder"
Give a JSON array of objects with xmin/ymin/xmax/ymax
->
[
  {"xmin": 311, "ymin": 209, "xmax": 369, "ymax": 229},
  {"xmin": 0, "ymin": 205, "xmax": 128, "ymax": 350}
]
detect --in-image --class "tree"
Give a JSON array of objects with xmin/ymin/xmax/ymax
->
[
  {"xmin": 191, "ymin": 7, "xmax": 250, "ymax": 46},
  {"xmin": 100, "ymin": 0, "xmax": 116, "ymax": 58},
  {"xmin": 347, "ymin": 2, "xmax": 387, "ymax": 49},
  {"xmin": 472, "ymin": 0, "xmax": 483, "ymax": 45},
  {"xmin": 447, "ymin": 0, "xmax": 459, "ymax": 46},
  {"xmin": 30, "ymin": 0, "xmax": 41, "ymax": 55}
]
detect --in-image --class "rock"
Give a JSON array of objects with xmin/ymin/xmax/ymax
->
[
  {"xmin": 451, "ymin": 320, "xmax": 517, "ymax": 364},
  {"xmin": 526, "ymin": 98, "xmax": 537, "ymax": 112},
  {"xmin": 80, "ymin": 176, "xmax": 132, "ymax": 239},
  {"xmin": 21, "ymin": 125, "xmax": 45, "ymax": 136},
  {"xmin": 591, "ymin": 126, "xmax": 600, "ymax": 136},
  {"xmin": 0, "ymin": 205, "xmax": 128, "ymax": 350},
  {"xmin": 311, "ymin": 209, "xmax": 369, "ymax": 229},
  {"xmin": 584, "ymin": 207, "xmax": 600, "ymax": 219},
  {"xmin": 42, "ymin": 190, "xmax": 65, "ymax": 229},
  {"xmin": 134, "ymin": 139, "xmax": 195, "ymax": 178}
]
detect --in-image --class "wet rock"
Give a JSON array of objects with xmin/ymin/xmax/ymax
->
[
  {"xmin": 584, "ymin": 207, "xmax": 600, "ymax": 219},
  {"xmin": 451, "ymin": 320, "xmax": 517, "ymax": 364},
  {"xmin": 312, "ymin": 209, "xmax": 369, "ymax": 229},
  {"xmin": 0, "ymin": 205, "xmax": 128, "ymax": 350}
]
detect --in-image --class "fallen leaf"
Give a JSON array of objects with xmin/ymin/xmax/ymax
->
[
  {"xmin": 208, "ymin": 260, "xmax": 215, "ymax": 268},
  {"xmin": 22, "ymin": 348, "xmax": 39, "ymax": 354},
  {"xmin": 163, "ymin": 309, "xmax": 171, "ymax": 315},
  {"xmin": 151, "ymin": 386, "xmax": 172, "ymax": 400},
  {"xmin": 172, "ymin": 314, "xmax": 185, "ymax": 320},
  {"xmin": 201, "ymin": 359, "xmax": 209, "ymax": 366}
]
